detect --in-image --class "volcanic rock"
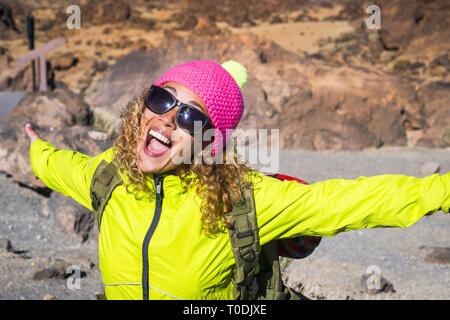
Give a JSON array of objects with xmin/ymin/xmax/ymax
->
[
  {"xmin": 414, "ymin": 81, "xmax": 450, "ymax": 148},
  {"xmin": 81, "ymin": 0, "xmax": 131, "ymax": 26},
  {"xmin": 50, "ymin": 53, "xmax": 79, "ymax": 71},
  {"xmin": 425, "ymin": 247, "xmax": 450, "ymax": 265},
  {"xmin": 176, "ymin": 0, "xmax": 309, "ymax": 27},
  {"xmin": 378, "ymin": 0, "xmax": 450, "ymax": 51},
  {"xmin": 47, "ymin": 191, "xmax": 97, "ymax": 243},
  {"xmin": 0, "ymin": 47, "xmax": 32, "ymax": 91},
  {"xmin": 0, "ymin": 0, "xmax": 30, "ymax": 37},
  {"xmin": 32, "ymin": 258, "xmax": 70, "ymax": 280},
  {"xmin": 0, "ymin": 89, "xmax": 110, "ymax": 189},
  {"xmin": 420, "ymin": 161, "xmax": 440, "ymax": 176},
  {"xmin": 86, "ymin": 34, "xmax": 450, "ymax": 150},
  {"xmin": 0, "ymin": 237, "xmax": 13, "ymax": 252},
  {"xmin": 360, "ymin": 274, "xmax": 396, "ymax": 295}
]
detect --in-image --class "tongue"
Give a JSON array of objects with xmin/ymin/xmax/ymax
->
[{"xmin": 148, "ymin": 137, "xmax": 170, "ymax": 154}]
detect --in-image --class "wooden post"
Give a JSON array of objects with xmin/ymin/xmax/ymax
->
[
  {"xmin": 16, "ymin": 36, "xmax": 66, "ymax": 92},
  {"xmin": 38, "ymin": 53, "xmax": 47, "ymax": 91},
  {"xmin": 25, "ymin": 14, "xmax": 37, "ymax": 92}
]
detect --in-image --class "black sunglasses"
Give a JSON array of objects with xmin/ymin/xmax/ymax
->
[{"xmin": 145, "ymin": 85, "xmax": 213, "ymax": 136}]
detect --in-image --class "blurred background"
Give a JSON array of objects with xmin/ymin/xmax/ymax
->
[{"xmin": 0, "ymin": 0, "xmax": 449, "ymax": 300}]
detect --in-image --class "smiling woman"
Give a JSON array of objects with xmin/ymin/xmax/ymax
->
[
  {"xmin": 136, "ymin": 82, "xmax": 212, "ymax": 173},
  {"xmin": 25, "ymin": 59, "xmax": 450, "ymax": 300},
  {"xmin": 111, "ymin": 61, "xmax": 254, "ymax": 238}
]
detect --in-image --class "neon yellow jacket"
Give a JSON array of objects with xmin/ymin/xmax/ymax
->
[{"xmin": 29, "ymin": 139, "xmax": 450, "ymax": 300}]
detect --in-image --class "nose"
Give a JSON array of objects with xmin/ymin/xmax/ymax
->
[{"xmin": 157, "ymin": 106, "xmax": 178, "ymax": 129}]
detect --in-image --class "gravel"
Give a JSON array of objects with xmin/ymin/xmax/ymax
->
[
  {"xmin": 0, "ymin": 146, "xmax": 448, "ymax": 300},
  {"xmin": 274, "ymin": 147, "xmax": 450, "ymax": 300},
  {"xmin": 0, "ymin": 172, "xmax": 102, "ymax": 300}
]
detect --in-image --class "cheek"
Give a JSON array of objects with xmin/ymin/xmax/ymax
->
[
  {"xmin": 140, "ymin": 109, "xmax": 153, "ymax": 127},
  {"xmin": 170, "ymin": 129, "xmax": 194, "ymax": 159},
  {"xmin": 138, "ymin": 110, "xmax": 154, "ymax": 142},
  {"xmin": 172, "ymin": 129, "xmax": 193, "ymax": 148}
]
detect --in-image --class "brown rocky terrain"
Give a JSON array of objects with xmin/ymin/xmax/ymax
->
[
  {"xmin": 85, "ymin": 34, "xmax": 450, "ymax": 151},
  {"xmin": 0, "ymin": 88, "xmax": 109, "ymax": 189},
  {"xmin": 1, "ymin": 0, "xmax": 448, "ymax": 151}
]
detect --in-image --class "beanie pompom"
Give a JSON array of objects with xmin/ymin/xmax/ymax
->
[{"xmin": 221, "ymin": 60, "xmax": 247, "ymax": 89}]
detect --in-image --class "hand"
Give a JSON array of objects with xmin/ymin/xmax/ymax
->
[{"xmin": 25, "ymin": 123, "xmax": 41, "ymax": 143}]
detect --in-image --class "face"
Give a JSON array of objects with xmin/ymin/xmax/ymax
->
[{"xmin": 137, "ymin": 82, "xmax": 210, "ymax": 174}]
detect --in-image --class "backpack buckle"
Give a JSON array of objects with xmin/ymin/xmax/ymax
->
[
  {"xmin": 91, "ymin": 192, "xmax": 100, "ymax": 211},
  {"xmin": 235, "ymin": 230, "xmax": 252, "ymax": 239}
]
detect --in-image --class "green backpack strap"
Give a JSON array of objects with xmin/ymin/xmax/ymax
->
[
  {"xmin": 90, "ymin": 160, "xmax": 123, "ymax": 231},
  {"xmin": 226, "ymin": 183, "xmax": 260, "ymax": 300},
  {"xmin": 226, "ymin": 183, "xmax": 300, "ymax": 300}
]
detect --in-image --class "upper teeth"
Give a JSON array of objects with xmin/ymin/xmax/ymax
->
[{"xmin": 149, "ymin": 129, "xmax": 170, "ymax": 145}]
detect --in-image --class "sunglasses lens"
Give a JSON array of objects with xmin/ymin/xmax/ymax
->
[
  {"xmin": 146, "ymin": 87, "xmax": 175, "ymax": 114},
  {"xmin": 145, "ymin": 86, "xmax": 213, "ymax": 135},
  {"xmin": 178, "ymin": 105, "xmax": 209, "ymax": 134}
]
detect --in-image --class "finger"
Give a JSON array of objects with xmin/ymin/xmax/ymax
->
[{"xmin": 25, "ymin": 123, "xmax": 40, "ymax": 142}]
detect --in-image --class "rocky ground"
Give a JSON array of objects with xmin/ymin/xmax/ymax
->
[
  {"xmin": 0, "ymin": 146, "xmax": 448, "ymax": 300},
  {"xmin": 277, "ymin": 146, "xmax": 450, "ymax": 300},
  {"xmin": 0, "ymin": 171, "xmax": 102, "ymax": 300}
]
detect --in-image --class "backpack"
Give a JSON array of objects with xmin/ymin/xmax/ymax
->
[{"xmin": 90, "ymin": 160, "xmax": 321, "ymax": 300}]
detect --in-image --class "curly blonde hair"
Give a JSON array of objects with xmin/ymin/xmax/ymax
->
[{"xmin": 113, "ymin": 93, "xmax": 258, "ymax": 236}]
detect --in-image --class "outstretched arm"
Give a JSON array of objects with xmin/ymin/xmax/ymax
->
[
  {"xmin": 253, "ymin": 171, "xmax": 449, "ymax": 245},
  {"xmin": 25, "ymin": 123, "xmax": 114, "ymax": 210}
]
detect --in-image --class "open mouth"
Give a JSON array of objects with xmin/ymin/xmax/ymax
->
[{"xmin": 144, "ymin": 128, "xmax": 173, "ymax": 157}]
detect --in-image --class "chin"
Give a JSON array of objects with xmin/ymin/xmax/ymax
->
[{"xmin": 137, "ymin": 149, "xmax": 174, "ymax": 174}]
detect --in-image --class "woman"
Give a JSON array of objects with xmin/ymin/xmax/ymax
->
[{"xmin": 25, "ymin": 60, "xmax": 449, "ymax": 300}]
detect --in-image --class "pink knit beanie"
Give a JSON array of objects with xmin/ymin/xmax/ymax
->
[{"xmin": 153, "ymin": 60, "xmax": 247, "ymax": 156}]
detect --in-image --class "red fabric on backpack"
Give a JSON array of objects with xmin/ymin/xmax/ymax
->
[{"xmin": 265, "ymin": 173, "xmax": 322, "ymax": 259}]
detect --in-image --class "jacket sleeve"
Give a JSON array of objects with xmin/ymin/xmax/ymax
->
[
  {"xmin": 29, "ymin": 139, "xmax": 115, "ymax": 210},
  {"xmin": 252, "ymin": 171, "xmax": 450, "ymax": 246}
]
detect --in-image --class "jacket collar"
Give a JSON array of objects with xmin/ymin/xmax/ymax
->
[{"xmin": 145, "ymin": 171, "xmax": 198, "ymax": 195}]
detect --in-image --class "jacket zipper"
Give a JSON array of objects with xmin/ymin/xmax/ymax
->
[{"xmin": 142, "ymin": 175, "xmax": 164, "ymax": 300}]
